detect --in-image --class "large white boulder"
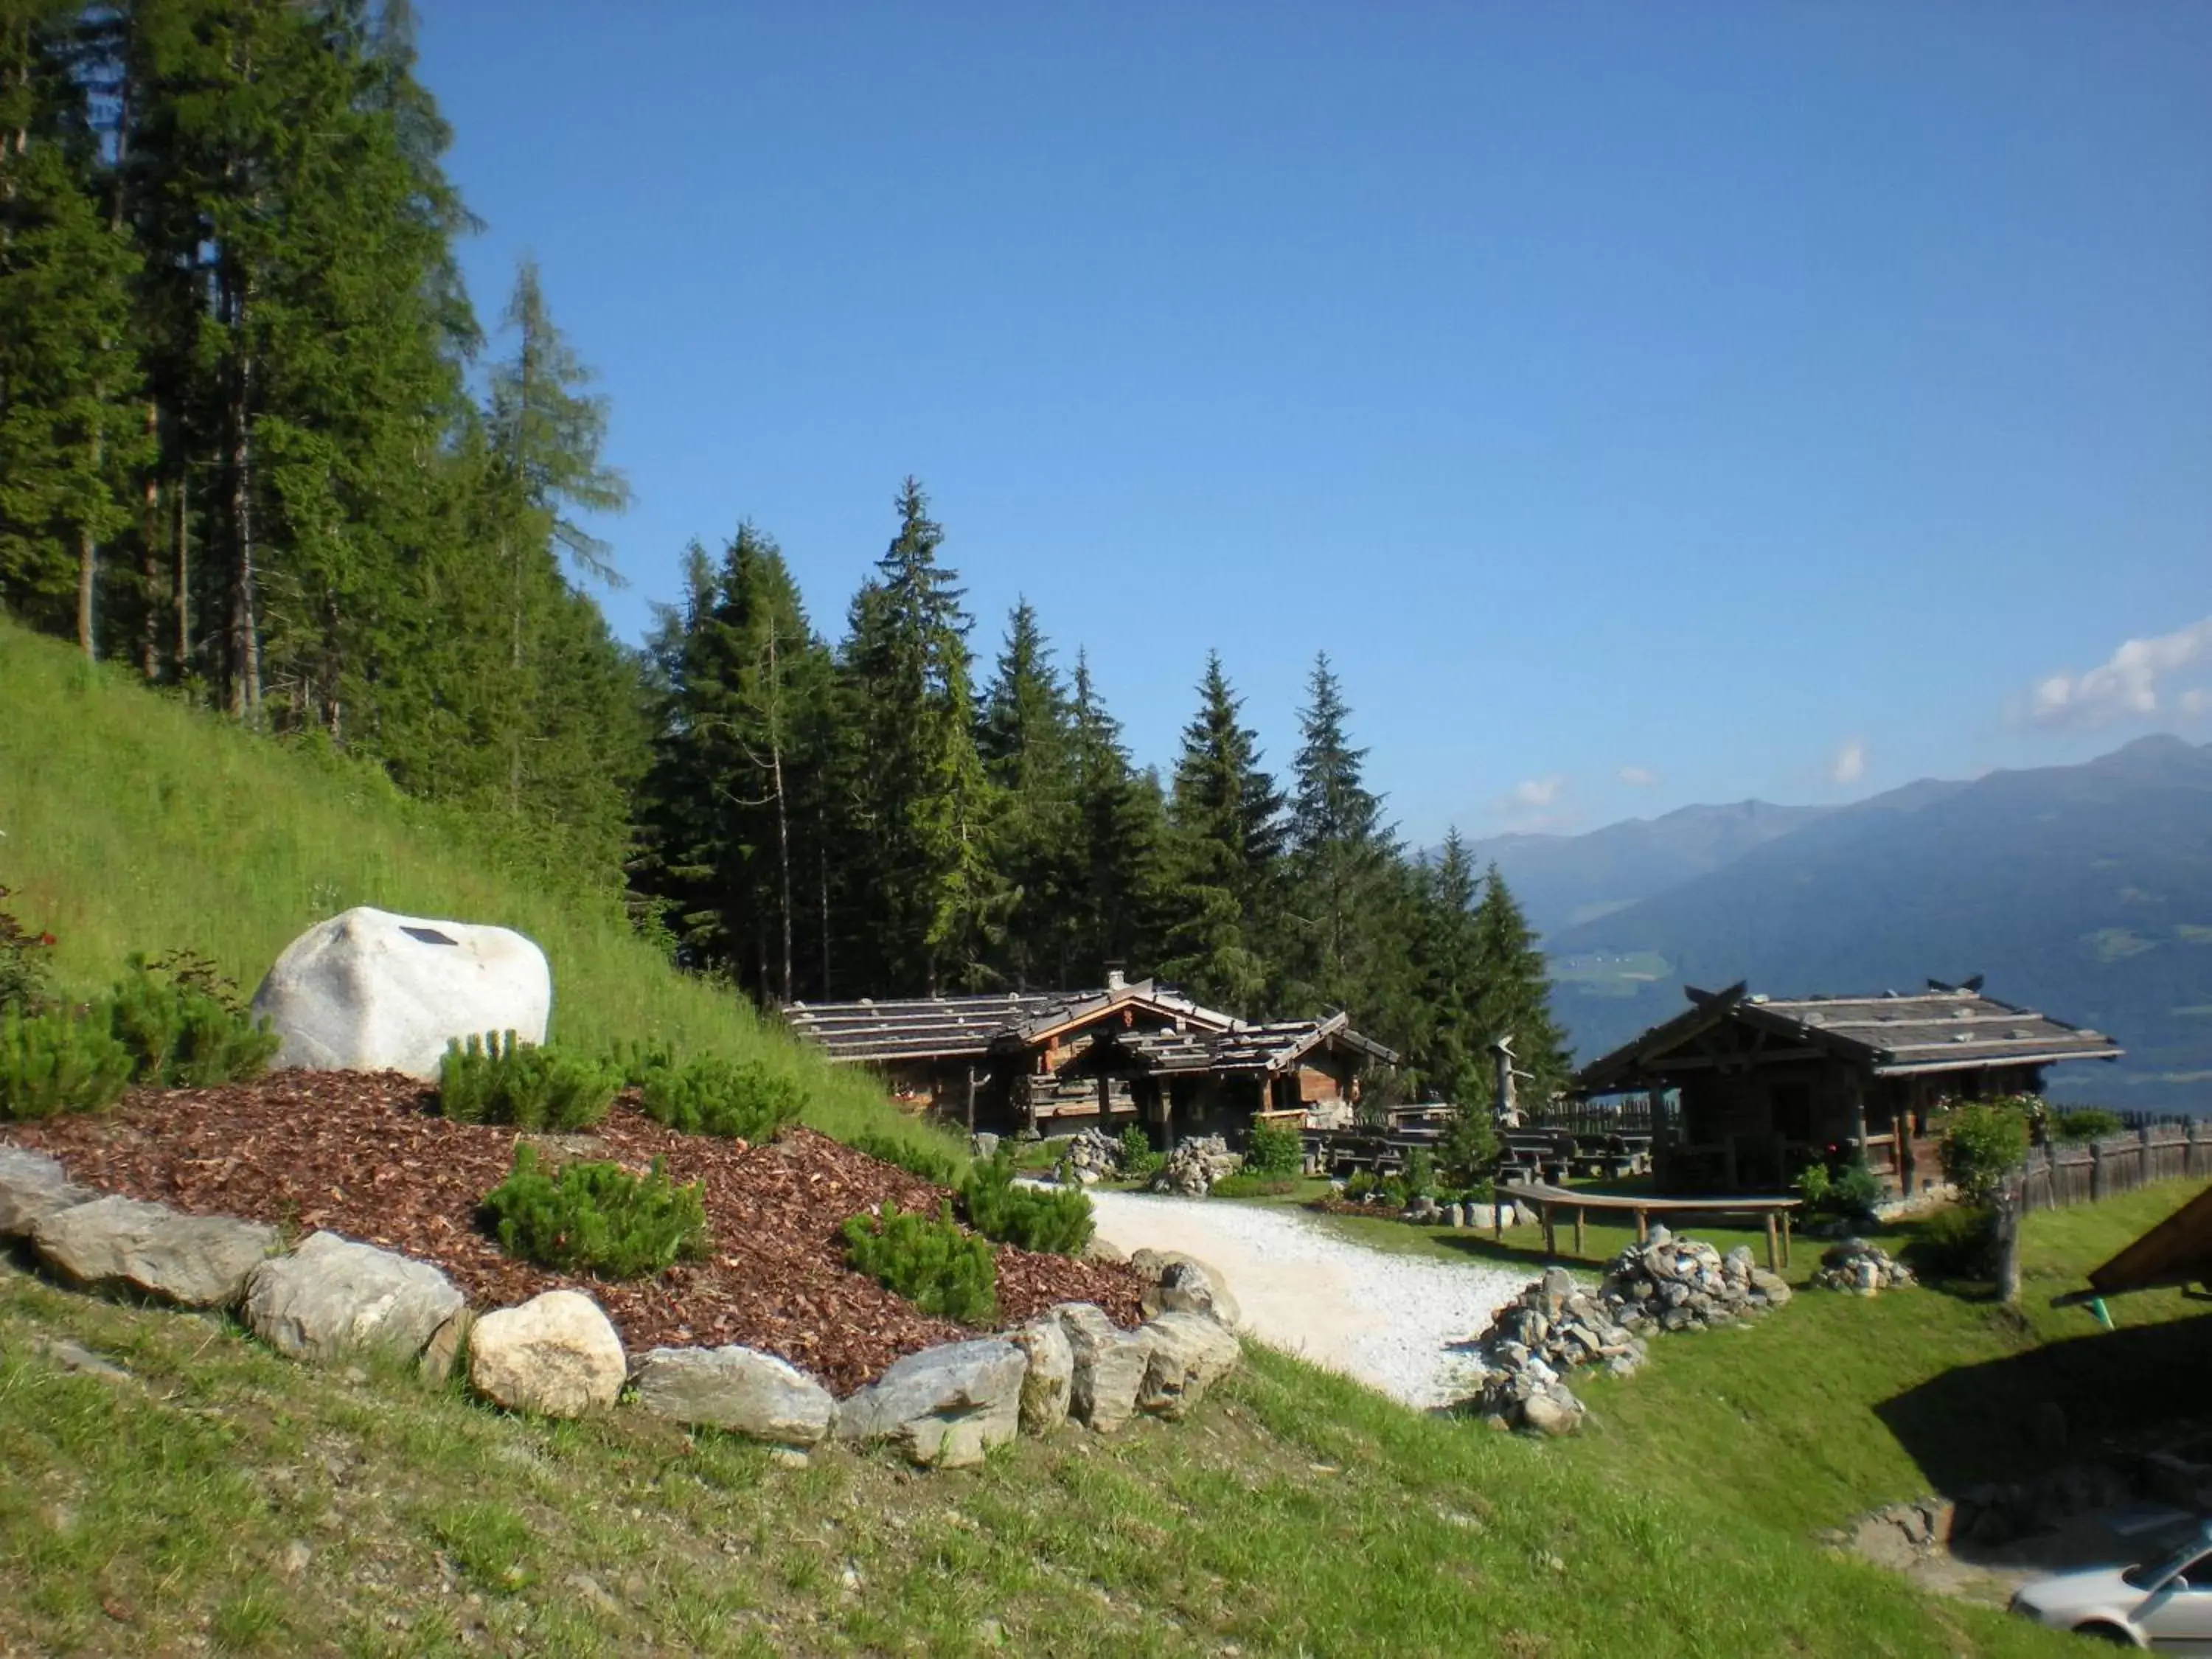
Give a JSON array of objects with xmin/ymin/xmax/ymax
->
[
  {"xmin": 251, "ymin": 906, "xmax": 552, "ymax": 1079},
  {"xmin": 468, "ymin": 1290, "xmax": 626, "ymax": 1418}
]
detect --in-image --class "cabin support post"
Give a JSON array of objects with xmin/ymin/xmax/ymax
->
[{"xmin": 1847, "ymin": 1078, "xmax": 1868, "ymax": 1166}]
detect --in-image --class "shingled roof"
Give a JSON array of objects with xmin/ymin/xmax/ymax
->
[
  {"xmin": 1576, "ymin": 979, "xmax": 2122, "ymax": 1093},
  {"xmin": 1079, "ymin": 1011, "xmax": 1401, "ymax": 1076},
  {"xmin": 783, "ymin": 978, "xmax": 1242, "ymax": 1065}
]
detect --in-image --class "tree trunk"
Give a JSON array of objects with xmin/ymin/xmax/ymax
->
[
  {"xmin": 141, "ymin": 407, "xmax": 161, "ymax": 681},
  {"xmin": 817, "ymin": 838, "xmax": 832, "ymax": 1001},
  {"xmin": 767, "ymin": 630, "xmax": 795, "ymax": 1004},
  {"xmin": 173, "ymin": 470, "xmax": 190, "ymax": 678},
  {"xmin": 505, "ymin": 529, "xmax": 524, "ymax": 813},
  {"xmin": 223, "ymin": 270, "xmax": 260, "ymax": 722},
  {"xmin": 77, "ymin": 525, "xmax": 97, "ymax": 660}
]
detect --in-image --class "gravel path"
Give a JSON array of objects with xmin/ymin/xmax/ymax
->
[{"xmin": 1086, "ymin": 1190, "xmax": 1540, "ymax": 1408}]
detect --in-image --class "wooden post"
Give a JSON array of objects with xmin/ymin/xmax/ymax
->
[
  {"xmin": 964, "ymin": 1068, "xmax": 978, "ymax": 1136},
  {"xmin": 1635, "ymin": 1208, "xmax": 1649, "ymax": 1244},
  {"xmin": 1781, "ymin": 1211, "xmax": 1792, "ymax": 1269},
  {"xmin": 1764, "ymin": 1212, "xmax": 1780, "ymax": 1274},
  {"xmin": 1543, "ymin": 1204, "xmax": 1557, "ymax": 1259},
  {"xmin": 2191, "ymin": 1119, "xmax": 2204, "ymax": 1180},
  {"xmin": 1993, "ymin": 1177, "xmax": 2023, "ymax": 1306},
  {"xmin": 2090, "ymin": 1138, "xmax": 2108, "ymax": 1204},
  {"xmin": 1494, "ymin": 1196, "xmax": 1506, "ymax": 1240},
  {"xmin": 1573, "ymin": 1206, "xmax": 1587, "ymax": 1258}
]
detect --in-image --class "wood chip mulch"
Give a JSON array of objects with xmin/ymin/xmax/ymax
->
[{"xmin": 3, "ymin": 1071, "xmax": 1146, "ymax": 1393}]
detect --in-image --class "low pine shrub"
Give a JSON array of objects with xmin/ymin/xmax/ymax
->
[
  {"xmin": 1, "ymin": 1004, "xmax": 133, "ymax": 1119},
  {"xmin": 841, "ymin": 1199, "xmax": 998, "ymax": 1324},
  {"xmin": 1797, "ymin": 1155, "xmax": 1882, "ymax": 1222},
  {"xmin": 1437, "ymin": 1105, "xmax": 1499, "ymax": 1192},
  {"xmin": 439, "ymin": 1032, "xmax": 620, "ymax": 1131},
  {"xmin": 0, "ymin": 885, "xmax": 57, "ymax": 1015},
  {"xmin": 608, "ymin": 1037, "xmax": 679, "ymax": 1091},
  {"xmin": 481, "ymin": 1144, "xmax": 707, "ymax": 1279},
  {"xmin": 638, "ymin": 1054, "xmax": 804, "ymax": 1142},
  {"xmin": 106, "ymin": 952, "xmax": 280, "ymax": 1088},
  {"xmin": 1905, "ymin": 1203, "xmax": 1997, "ymax": 1280},
  {"xmin": 1242, "ymin": 1120, "xmax": 1303, "ymax": 1180},
  {"xmin": 851, "ymin": 1130, "xmax": 963, "ymax": 1188},
  {"xmin": 960, "ymin": 1151, "xmax": 1094, "ymax": 1256}
]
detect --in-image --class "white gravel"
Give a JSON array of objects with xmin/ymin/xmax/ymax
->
[{"xmin": 1086, "ymin": 1190, "xmax": 1541, "ymax": 1409}]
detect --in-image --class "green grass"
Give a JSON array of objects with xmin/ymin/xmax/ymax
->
[
  {"xmin": 0, "ymin": 617, "xmax": 942, "ymax": 1157},
  {"xmin": 0, "ymin": 1253, "xmax": 2093, "ymax": 1658}
]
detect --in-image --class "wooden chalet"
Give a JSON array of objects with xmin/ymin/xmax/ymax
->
[
  {"xmin": 783, "ymin": 974, "xmax": 1396, "ymax": 1145},
  {"xmin": 1573, "ymin": 979, "xmax": 2123, "ymax": 1196}
]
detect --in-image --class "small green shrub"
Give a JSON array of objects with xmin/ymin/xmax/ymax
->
[
  {"xmin": 851, "ymin": 1130, "xmax": 964, "ymax": 1188},
  {"xmin": 1343, "ymin": 1170, "xmax": 1380, "ymax": 1202},
  {"xmin": 1938, "ymin": 1102, "xmax": 2031, "ymax": 1202},
  {"xmin": 1437, "ymin": 1105, "xmax": 1499, "ymax": 1190},
  {"xmin": 960, "ymin": 1151, "xmax": 1094, "ymax": 1256},
  {"xmin": 1, "ymin": 1004, "xmax": 133, "ymax": 1119},
  {"xmin": 106, "ymin": 952, "xmax": 280, "ymax": 1088},
  {"xmin": 608, "ymin": 1037, "xmax": 680, "ymax": 1090},
  {"xmin": 1796, "ymin": 1156, "xmax": 1881, "ymax": 1221},
  {"xmin": 0, "ymin": 885, "xmax": 57, "ymax": 1015},
  {"xmin": 638, "ymin": 1054, "xmax": 804, "ymax": 1142},
  {"xmin": 481, "ymin": 1144, "xmax": 707, "ymax": 1279},
  {"xmin": 1209, "ymin": 1172, "xmax": 1299, "ymax": 1199},
  {"xmin": 1905, "ymin": 1203, "xmax": 1996, "ymax": 1279},
  {"xmin": 2053, "ymin": 1107, "xmax": 2126, "ymax": 1144},
  {"xmin": 841, "ymin": 1199, "xmax": 998, "ymax": 1324},
  {"xmin": 1243, "ymin": 1119, "xmax": 1303, "ymax": 1179},
  {"xmin": 439, "ymin": 1032, "xmax": 620, "ymax": 1131},
  {"xmin": 1116, "ymin": 1124, "xmax": 1165, "ymax": 1183}
]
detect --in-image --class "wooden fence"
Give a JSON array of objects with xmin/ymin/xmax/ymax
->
[{"xmin": 2018, "ymin": 1121, "xmax": 2212, "ymax": 1214}]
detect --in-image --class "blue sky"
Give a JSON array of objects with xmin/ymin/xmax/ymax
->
[{"xmin": 411, "ymin": 3, "xmax": 2212, "ymax": 844}]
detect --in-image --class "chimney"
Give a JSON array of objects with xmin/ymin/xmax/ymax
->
[{"xmin": 1105, "ymin": 963, "xmax": 1127, "ymax": 992}]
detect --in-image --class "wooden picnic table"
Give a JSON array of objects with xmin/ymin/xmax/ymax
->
[{"xmin": 1500, "ymin": 1180, "xmax": 1802, "ymax": 1273}]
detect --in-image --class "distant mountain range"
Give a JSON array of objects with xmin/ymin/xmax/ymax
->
[{"xmin": 1489, "ymin": 737, "xmax": 2212, "ymax": 1110}]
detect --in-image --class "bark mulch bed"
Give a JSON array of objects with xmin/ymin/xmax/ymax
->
[{"xmin": 4, "ymin": 1071, "xmax": 1146, "ymax": 1393}]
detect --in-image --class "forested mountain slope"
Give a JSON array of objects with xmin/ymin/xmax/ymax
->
[{"xmin": 1546, "ymin": 737, "xmax": 2212, "ymax": 1107}]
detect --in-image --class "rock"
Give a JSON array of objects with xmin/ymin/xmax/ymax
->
[
  {"xmin": 969, "ymin": 1133, "xmax": 1001, "ymax": 1161},
  {"xmin": 1149, "ymin": 1135, "xmax": 1239, "ymax": 1197},
  {"xmin": 420, "ymin": 1308, "xmax": 473, "ymax": 1384},
  {"xmin": 1006, "ymin": 1316, "xmax": 1074, "ymax": 1434},
  {"xmin": 1082, "ymin": 1235, "xmax": 1130, "ymax": 1267},
  {"xmin": 1445, "ymin": 1203, "xmax": 1465, "ymax": 1228},
  {"xmin": 32, "ymin": 1195, "xmax": 278, "ymax": 1307},
  {"xmin": 1137, "ymin": 1311, "xmax": 1239, "ymax": 1419},
  {"xmin": 835, "ymin": 1339, "xmax": 1027, "ymax": 1468},
  {"xmin": 467, "ymin": 1290, "xmax": 625, "ymax": 1417},
  {"xmin": 0, "ymin": 1145, "xmax": 92, "ymax": 1238},
  {"xmin": 38, "ymin": 1338, "xmax": 130, "ymax": 1382},
  {"xmin": 631, "ymin": 1345, "xmax": 837, "ymax": 1445},
  {"xmin": 1809, "ymin": 1239, "xmax": 1914, "ymax": 1295},
  {"xmin": 249, "ymin": 905, "xmax": 552, "ymax": 1080},
  {"xmin": 243, "ymin": 1231, "xmax": 465, "ymax": 1364},
  {"xmin": 1517, "ymin": 1386, "xmax": 1584, "ymax": 1437},
  {"xmin": 1135, "ymin": 1254, "xmax": 1242, "ymax": 1331},
  {"xmin": 1747, "ymin": 1267, "xmax": 1793, "ymax": 1306},
  {"xmin": 1054, "ymin": 1301, "xmax": 1155, "ymax": 1433}
]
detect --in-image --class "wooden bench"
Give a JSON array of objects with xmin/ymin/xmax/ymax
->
[{"xmin": 1500, "ymin": 1180, "xmax": 1801, "ymax": 1273}]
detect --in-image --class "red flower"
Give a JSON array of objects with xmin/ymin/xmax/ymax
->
[{"xmin": 37, "ymin": 933, "xmax": 55, "ymax": 947}]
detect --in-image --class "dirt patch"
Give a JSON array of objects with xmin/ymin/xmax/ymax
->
[{"xmin": 4, "ymin": 1071, "xmax": 1144, "ymax": 1391}]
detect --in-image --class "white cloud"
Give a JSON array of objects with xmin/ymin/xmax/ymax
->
[
  {"xmin": 1829, "ymin": 737, "xmax": 1867, "ymax": 786},
  {"xmin": 1492, "ymin": 773, "xmax": 1574, "ymax": 832},
  {"xmin": 1618, "ymin": 765, "xmax": 1659, "ymax": 787},
  {"xmin": 2026, "ymin": 616, "xmax": 2212, "ymax": 731}
]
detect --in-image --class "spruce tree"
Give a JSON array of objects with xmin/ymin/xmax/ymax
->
[
  {"xmin": 840, "ymin": 479, "xmax": 1001, "ymax": 994},
  {"xmin": 975, "ymin": 600, "xmax": 1078, "ymax": 987},
  {"xmin": 1068, "ymin": 649, "xmax": 1172, "ymax": 983},
  {"xmin": 1284, "ymin": 651, "xmax": 1399, "ymax": 1016},
  {"xmin": 1160, "ymin": 652, "xmax": 1284, "ymax": 1010},
  {"xmin": 1471, "ymin": 862, "xmax": 1573, "ymax": 1107}
]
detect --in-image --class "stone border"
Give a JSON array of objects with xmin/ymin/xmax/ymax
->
[{"xmin": 0, "ymin": 1144, "xmax": 1239, "ymax": 1470}]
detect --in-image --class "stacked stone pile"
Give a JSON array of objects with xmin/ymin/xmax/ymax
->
[
  {"xmin": 1060, "ymin": 1128, "xmax": 1121, "ymax": 1184},
  {"xmin": 1809, "ymin": 1239, "xmax": 1916, "ymax": 1295},
  {"xmin": 1462, "ymin": 1228, "xmax": 1794, "ymax": 1436},
  {"xmin": 1150, "ymin": 1135, "xmax": 1240, "ymax": 1197}
]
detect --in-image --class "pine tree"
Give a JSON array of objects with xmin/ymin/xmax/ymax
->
[
  {"xmin": 1160, "ymin": 652, "xmax": 1284, "ymax": 1010},
  {"xmin": 0, "ymin": 1, "xmax": 149, "ymax": 653},
  {"xmin": 1283, "ymin": 651, "xmax": 1400, "ymax": 1016},
  {"xmin": 840, "ymin": 479, "xmax": 1001, "ymax": 995},
  {"xmin": 1471, "ymin": 862, "xmax": 1573, "ymax": 1107},
  {"xmin": 1407, "ymin": 829, "xmax": 1488, "ymax": 1105},
  {"xmin": 975, "ymin": 600, "xmax": 1078, "ymax": 987},
  {"xmin": 1068, "ymin": 649, "xmax": 1172, "ymax": 983}
]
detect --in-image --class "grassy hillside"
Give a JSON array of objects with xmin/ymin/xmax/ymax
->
[{"xmin": 0, "ymin": 616, "xmax": 925, "ymax": 1151}]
